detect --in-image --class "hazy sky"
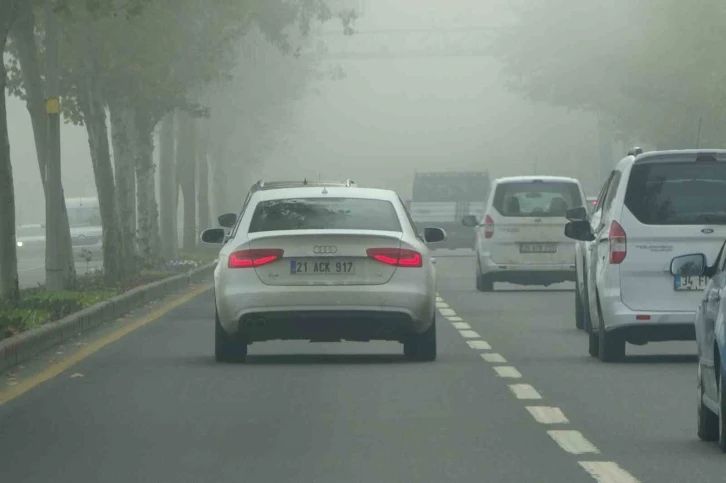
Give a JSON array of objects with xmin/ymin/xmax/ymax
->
[{"xmin": 7, "ymin": 0, "xmax": 605, "ymax": 223}]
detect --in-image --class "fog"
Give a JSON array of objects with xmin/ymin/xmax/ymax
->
[{"xmin": 8, "ymin": 0, "xmax": 613, "ymax": 226}]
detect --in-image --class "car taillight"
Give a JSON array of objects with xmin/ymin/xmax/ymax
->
[
  {"xmin": 228, "ymin": 249, "xmax": 284, "ymax": 268},
  {"xmin": 484, "ymin": 215, "xmax": 495, "ymax": 239},
  {"xmin": 609, "ymin": 221, "xmax": 626, "ymax": 264},
  {"xmin": 366, "ymin": 248, "xmax": 423, "ymax": 267}
]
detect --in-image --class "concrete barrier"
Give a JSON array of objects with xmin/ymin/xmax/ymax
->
[{"xmin": 0, "ymin": 262, "xmax": 217, "ymax": 375}]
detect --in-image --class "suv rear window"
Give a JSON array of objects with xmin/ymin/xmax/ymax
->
[
  {"xmin": 625, "ymin": 161, "xmax": 726, "ymax": 225},
  {"xmin": 492, "ymin": 181, "xmax": 583, "ymax": 217},
  {"xmin": 248, "ymin": 198, "xmax": 402, "ymax": 233}
]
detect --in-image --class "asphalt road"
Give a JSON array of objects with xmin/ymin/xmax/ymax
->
[{"xmin": 1, "ymin": 252, "xmax": 723, "ymax": 482}]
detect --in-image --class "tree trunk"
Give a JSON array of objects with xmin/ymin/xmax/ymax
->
[
  {"xmin": 197, "ymin": 123, "xmax": 210, "ymax": 232},
  {"xmin": 0, "ymin": 46, "xmax": 20, "ymax": 302},
  {"xmin": 12, "ymin": 0, "xmax": 76, "ymax": 288},
  {"xmin": 109, "ymin": 104, "xmax": 137, "ymax": 276},
  {"xmin": 159, "ymin": 112, "xmax": 178, "ymax": 260},
  {"xmin": 134, "ymin": 111, "xmax": 161, "ymax": 266},
  {"xmin": 44, "ymin": 0, "xmax": 76, "ymax": 291},
  {"xmin": 177, "ymin": 112, "xmax": 197, "ymax": 251},
  {"xmin": 210, "ymin": 144, "xmax": 228, "ymax": 219}
]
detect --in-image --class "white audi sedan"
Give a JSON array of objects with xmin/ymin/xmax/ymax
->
[{"xmin": 201, "ymin": 185, "xmax": 446, "ymax": 363}]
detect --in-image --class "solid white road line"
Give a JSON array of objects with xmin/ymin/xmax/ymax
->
[
  {"xmin": 466, "ymin": 340, "xmax": 492, "ymax": 350},
  {"xmin": 493, "ymin": 366, "xmax": 522, "ymax": 378},
  {"xmin": 547, "ymin": 430, "xmax": 600, "ymax": 454},
  {"xmin": 526, "ymin": 406, "xmax": 569, "ymax": 424},
  {"xmin": 509, "ymin": 384, "xmax": 542, "ymax": 400},
  {"xmin": 578, "ymin": 462, "xmax": 640, "ymax": 483},
  {"xmin": 439, "ymin": 308, "xmax": 456, "ymax": 316},
  {"xmin": 452, "ymin": 322, "xmax": 471, "ymax": 329},
  {"xmin": 446, "ymin": 316, "xmax": 463, "ymax": 321},
  {"xmin": 459, "ymin": 330, "xmax": 481, "ymax": 338},
  {"xmin": 480, "ymin": 353, "xmax": 506, "ymax": 363}
]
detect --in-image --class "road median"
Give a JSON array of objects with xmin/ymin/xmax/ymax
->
[{"xmin": 0, "ymin": 261, "xmax": 216, "ymax": 375}]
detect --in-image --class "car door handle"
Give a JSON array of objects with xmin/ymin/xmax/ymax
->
[{"xmin": 598, "ymin": 237, "xmax": 608, "ymax": 243}]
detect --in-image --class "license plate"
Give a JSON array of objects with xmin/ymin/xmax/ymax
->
[
  {"xmin": 674, "ymin": 275, "xmax": 709, "ymax": 291},
  {"xmin": 289, "ymin": 259, "xmax": 355, "ymax": 275},
  {"xmin": 519, "ymin": 243, "xmax": 557, "ymax": 254}
]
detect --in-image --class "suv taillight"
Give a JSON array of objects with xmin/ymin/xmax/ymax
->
[
  {"xmin": 609, "ymin": 221, "xmax": 626, "ymax": 264},
  {"xmin": 484, "ymin": 215, "xmax": 495, "ymax": 239}
]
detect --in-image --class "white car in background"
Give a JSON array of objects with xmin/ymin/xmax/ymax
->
[
  {"xmin": 565, "ymin": 148, "xmax": 726, "ymax": 361},
  {"xmin": 202, "ymin": 184, "xmax": 447, "ymax": 363},
  {"xmin": 462, "ymin": 176, "xmax": 587, "ymax": 291}
]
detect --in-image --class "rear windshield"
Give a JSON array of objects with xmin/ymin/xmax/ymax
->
[
  {"xmin": 248, "ymin": 198, "xmax": 402, "ymax": 233},
  {"xmin": 625, "ymin": 161, "xmax": 726, "ymax": 225},
  {"xmin": 492, "ymin": 181, "xmax": 583, "ymax": 217},
  {"xmin": 412, "ymin": 174, "xmax": 490, "ymax": 202}
]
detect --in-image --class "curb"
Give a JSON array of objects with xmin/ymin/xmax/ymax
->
[{"xmin": 0, "ymin": 261, "xmax": 217, "ymax": 375}]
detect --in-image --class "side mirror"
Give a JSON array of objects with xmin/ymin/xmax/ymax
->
[
  {"xmin": 564, "ymin": 221, "xmax": 595, "ymax": 242},
  {"xmin": 670, "ymin": 253, "xmax": 706, "ymax": 277},
  {"xmin": 565, "ymin": 206, "xmax": 588, "ymax": 222},
  {"xmin": 423, "ymin": 227, "xmax": 446, "ymax": 243},
  {"xmin": 201, "ymin": 228, "xmax": 226, "ymax": 244},
  {"xmin": 218, "ymin": 213, "xmax": 237, "ymax": 228},
  {"xmin": 462, "ymin": 215, "xmax": 478, "ymax": 227}
]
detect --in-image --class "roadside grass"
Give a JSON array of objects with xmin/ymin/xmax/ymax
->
[{"xmin": 0, "ymin": 249, "xmax": 218, "ymax": 341}]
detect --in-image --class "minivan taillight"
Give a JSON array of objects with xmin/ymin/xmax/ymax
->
[
  {"xmin": 366, "ymin": 248, "xmax": 423, "ymax": 267},
  {"xmin": 228, "ymin": 249, "xmax": 284, "ymax": 268},
  {"xmin": 609, "ymin": 221, "xmax": 626, "ymax": 264},
  {"xmin": 484, "ymin": 215, "xmax": 495, "ymax": 239}
]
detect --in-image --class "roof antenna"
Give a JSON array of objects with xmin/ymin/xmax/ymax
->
[{"xmin": 696, "ymin": 117, "xmax": 703, "ymax": 148}]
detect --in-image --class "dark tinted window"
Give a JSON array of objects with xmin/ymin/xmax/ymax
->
[
  {"xmin": 248, "ymin": 198, "xmax": 402, "ymax": 233},
  {"xmin": 412, "ymin": 174, "xmax": 490, "ymax": 201},
  {"xmin": 492, "ymin": 181, "xmax": 583, "ymax": 217},
  {"xmin": 625, "ymin": 161, "xmax": 726, "ymax": 225}
]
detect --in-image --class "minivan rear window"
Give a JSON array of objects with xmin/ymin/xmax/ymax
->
[
  {"xmin": 248, "ymin": 198, "xmax": 402, "ymax": 233},
  {"xmin": 625, "ymin": 161, "xmax": 726, "ymax": 225},
  {"xmin": 492, "ymin": 181, "xmax": 583, "ymax": 217}
]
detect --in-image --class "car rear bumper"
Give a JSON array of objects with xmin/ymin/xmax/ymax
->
[
  {"xmin": 478, "ymin": 253, "xmax": 576, "ymax": 283},
  {"xmin": 599, "ymin": 292, "xmax": 696, "ymax": 341},
  {"xmin": 215, "ymin": 282, "xmax": 434, "ymax": 340}
]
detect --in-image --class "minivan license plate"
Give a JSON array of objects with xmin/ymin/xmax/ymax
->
[
  {"xmin": 290, "ymin": 259, "xmax": 355, "ymax": 275},
  {"xmin": 674, "ymin": 275, "xmax": 709, "ymax": 291},
  {"xmin": 520, "ymin": 243, "xmax": 557, "ymax": 254}
]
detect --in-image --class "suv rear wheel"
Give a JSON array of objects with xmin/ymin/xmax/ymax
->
[
  {"xmin": 698, "ymin": 363, "xmax": 718, "ymax": 441},
  {"xmin": 575, "ymin": 277, "xmax": 585, "ymax": 330}
]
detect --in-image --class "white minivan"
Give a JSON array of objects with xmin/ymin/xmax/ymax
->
[
  {"xmin": 566, "ymin": 149, "xmax": 726, "ymax": 361},
  {"xmin": 463, "ymin": 176, "xmax": 586, "ymax": 291}
]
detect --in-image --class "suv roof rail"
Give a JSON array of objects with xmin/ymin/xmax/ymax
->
[
  {"xmin": 345, "ymin": 179, "xmax": 355, "ymax": 187},
  {"xmin": 627, "ymin": 147, "xmax": 643, "ymax": 156}
]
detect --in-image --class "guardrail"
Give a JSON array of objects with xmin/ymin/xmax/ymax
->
[{"xmin": 0, "ymin": 262, "xmax": 217, "ymax": 375}]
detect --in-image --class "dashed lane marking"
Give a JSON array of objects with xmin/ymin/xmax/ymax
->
[
  {"xmin": 466, "ymin": 340, "xmax": 492, "ymax": 350},
  {"xmin": 459, "ymin": 330, "xmax": 481, "ymax": 338},
  {"xmin": 452, "ymin": 322, "xmax": 471, "ymax": 330},
  {"xmin": 446, "ymin": 316, "xmax": 463, "ymax": 321},
  {"xmin": 480, "ymin": 353, "xmax": 506, "ymax": 363},
  {"xmin": 526, "ymin": 406, "xmax": 569, "ymax": 424},
  {"xmin": 436, "ymin": 302, "xmax": 449, "ymax": 309},
  {"xmin": 578, "ymin": 462, "xmax": 641, "ymax": 483},
  {"xmin": 509, "ymin": 384, "xmax": 542, "ymax": 400},
  {"xmin": 439, "ymin": 308, "xmax": 456, "ymax": 316},
  {"xmin": 547, "ymin": 431, "xmax": 600, "ymax": 455},
  {"xmin": 493, "ymin": 366, "xmax": 522, "ymax": 378}
]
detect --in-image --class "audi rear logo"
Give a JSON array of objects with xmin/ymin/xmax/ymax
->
[{"xmin": 313, "ymin": 245, "xmax": 337, "ymax": 254}]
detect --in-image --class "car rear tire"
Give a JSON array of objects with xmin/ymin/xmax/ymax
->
[
  {"xmin": 588, "ymin": 332, "xmax": 599, "ymax": 358},
  {"xmin": 599, "ymin": 329, "xmax": 625, "ymax": 362},
  {"xmin": 215, "ymin": 312, "xmax": 248, "ymax": 363},
  {"xmin": 575, "ymin": 278, "xmax": 585, "ymax": 330},
  {"xmin": 476, "ymin": 272, "xmax": 494, "ymax": 292},
  {"xmin": 698, "ymin": 364, "xmax": 719, "ymax": 441},
  {"xmin": 404, "ymin": 319, "xmax": 437, "ymax": 361}
]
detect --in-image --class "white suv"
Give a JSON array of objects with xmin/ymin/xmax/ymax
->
[
  {"xmin": 566, "ymin": 149, "xmax": 726, "ymax": 362},
  {"xmin": 463, "ymin": 176, "xmax": 586, "ymax": 291}
]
